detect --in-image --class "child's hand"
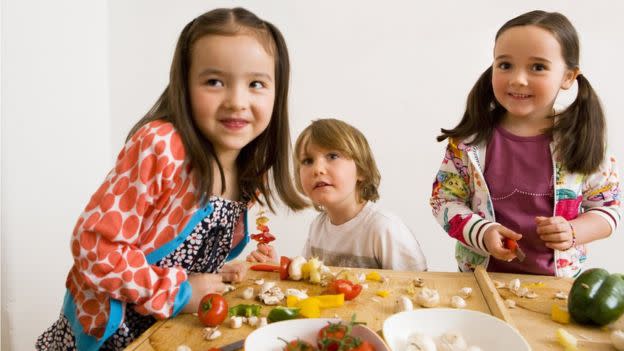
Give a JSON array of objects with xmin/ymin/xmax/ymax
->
[
  {"xmin": 182, "ymin": 273, "xmax": 225, "ymax": 313},
  {"xmin": 218, "ymin": 261, "xmax": 247, "ymax": 283},
  {"xmin": 535, "ymin": 216, "xmax": 575, "ymax": 250},
  {"xmin": 483, "ymin": 224, "xmax": 523, "ymax": 261},
  {"xmin": 246, "ymin": 243, "xmax": 277, "ymax": 263}
]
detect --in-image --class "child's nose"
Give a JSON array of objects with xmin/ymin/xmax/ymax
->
[
  {"xmin": 510, "ymin": 69, "xmax": 528, "ymax": 86},
  {"xmin": 224, "ymin": 85, "xmax": 248, "ymax": 110},
  {"xmin": 312, "ymin": 160, "xmax": 326, "ymax": 175}
]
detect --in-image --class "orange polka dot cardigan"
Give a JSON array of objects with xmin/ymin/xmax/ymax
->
[{"xmin": 62, "ymin": 120, "xmax": 249, "ymax": 350}]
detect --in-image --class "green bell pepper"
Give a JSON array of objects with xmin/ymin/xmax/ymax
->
[
  {"xmin": 267, "ymin": 306, "xmax": 300, "ymax": 323},
  {"xmin": 228, "ymin": 304, "xmax": 262, "ymax": 318},
  {"xmin": 568, "ymin": 268, "xmax": 624, "ymax": 326}
]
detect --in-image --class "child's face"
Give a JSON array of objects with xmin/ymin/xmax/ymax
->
[
  {"xmin": 188, "ymin": 34, "xmax": 275, "ymax": 160},
  {"xmin": 492, "ymin": 25, "xmax": 577, "ymax": 122},
  {"xmin": 298, "ymin": 143, "xmax": 362, "ymax": 211}
]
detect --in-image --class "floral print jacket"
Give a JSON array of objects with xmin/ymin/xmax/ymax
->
[{"xmin": 430, "ymin": 137, "xmax": 621, "ymax": 277}]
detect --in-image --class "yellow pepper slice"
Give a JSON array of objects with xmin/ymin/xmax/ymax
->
[
  {"xmin": 551, "ymin": 303, "xmax": 570, "ymax": 324},
  {"xmin": 286, "ymin": 295, "xmax": 300, "ymax": 308},
  {"xmin": 313, "ymin": 294, "xmax": 345, "ymax": 308},
  {"xmin": 297, "ymin": 297, "xmax": 321, "ymax": 318},
  {"xmin": 366, "ymin": 271, "xmax": 382, "ymax": 282},
  {"xmin": 376, "ymin": 290, "xmax": 390, "ymax": 298}
]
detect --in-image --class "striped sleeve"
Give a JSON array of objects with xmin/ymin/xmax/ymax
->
[{"xmin": 582, "ymin": 154, "xmax": 622, "ymax": 234}]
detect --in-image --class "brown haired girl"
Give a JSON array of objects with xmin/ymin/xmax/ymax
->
[
  {"xmin": 37, "ymin": 7, "xmax": 305, "ymax": 350},
  {"xmin": 431, "ymin": 10, "xmax": 621, "ymax": 277}
]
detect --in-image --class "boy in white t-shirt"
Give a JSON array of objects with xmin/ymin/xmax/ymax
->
[{"xmin": 248, "ymin": 118, "xmax": 427, "ymax": 271}]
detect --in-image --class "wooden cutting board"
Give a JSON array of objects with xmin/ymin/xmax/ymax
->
[{"xmin": 126, "ymin": 267, "xmax": 492, "ymax": 351}]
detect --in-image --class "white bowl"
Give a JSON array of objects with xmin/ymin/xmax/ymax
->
[
  {"xmin": 245, "ymin": 318, "xmax": 390, "ymax": 351},
  {"xmin": 383, "ymin": 308, "xmax": 530, "ymax": 351}
]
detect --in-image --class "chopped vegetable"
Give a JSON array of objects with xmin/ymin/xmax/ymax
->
[
  {"xmin": 326, "ymin": 279, "xmax": 363, "ymax": 301},
  {"xmin": 395, "ymin": 295, "xmax": 414, "ymax": 313},
  {"xmin": 451, "ymin": 295, "xmax": 467, "ymax": 309},
  {"xmin": 297, "ymin": 298, "xmax": 321, "ymax": 318},
  {"xmin": 416, "ymin": 287, "xmax": 440, "ymax": 308},
  {"xmin": 555, "ymin": 328, "xmax": 578, "ymax": 351},
  {"xmin": 197, "ymin": 294, "xmax": 228, "ymax": 327},
  {"xmin": 228, "ymin": 303, "xmax": 262, "ymax": 318},
  {"xmin": 550, "ymin": 304, "xmax": 570, "ymax": 324},
  {"xmin": 267, "ymin": 306, "xmax": 300, "ymax": 323},
  {"xmin": 365, "ymin": 271, "xmax": 382, "ymax": 282},
  {"xmin": 376, "ymin": 290, "xmax": 390, "ymax": 298}
]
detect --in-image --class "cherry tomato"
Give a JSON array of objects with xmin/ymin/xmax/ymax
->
[
  {"xmin": 197, "ymin": 293, "xmax": 228, "ymax": 327},
  {"xmin": 326, "ymin": 279, "xmax": 362, "ymax": 301},
  {"xmin": 317, "ymin": 322, "xmax": 349, "ymax": 351},
  {"xmin": 346, "ymin": 339, "xmax": 374, "ymax": 351},
  {"xmin": 282, "ymin": 338, "xmax": 317, "ymax": 351}
]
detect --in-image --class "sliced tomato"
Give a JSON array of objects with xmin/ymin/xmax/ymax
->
[
  {"xmin": 280, "ymin": 256, "xmax": 291, "ymax": 280},
  {"xmin": 326, "ymin": 279, "xmax": 362, "ymax": 301}
]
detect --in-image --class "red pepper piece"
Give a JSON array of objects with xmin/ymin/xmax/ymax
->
[
  {"xmin": 326, "ymin": 279, "xmax": 363, "ymax": 300},
  {"xmin": 250, "ymin": 263, "xmax": 279, "ymax": 272},
  {"xmin": 250, "ymin": 231, "xmax": 276, "ymax": 244},
  {"xmin": 279, "ymin": 256, "xmax": 291, "ymax": 280}
]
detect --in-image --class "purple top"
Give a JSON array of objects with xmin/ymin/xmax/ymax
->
[{"xmin": 484, "ymin": 126, "xmax": 555, "ymax": 275}]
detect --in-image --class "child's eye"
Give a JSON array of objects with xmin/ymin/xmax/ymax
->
[
  {"xmin": 497, "ymin": 62, "xmax": 511, "ymax": 70},
  {"xmin": 300, "ymin": 158, "xmax": 312, "ymax": 166},
  {"xmin": 327, "ymin": 152, "xmax": 340, "ymax": 160},
  {"xmin": 250, "ymin": 81, "xmax": 265, "ymax": 89},
  {"xmin": 532, "ymin": 64, "xmax": 547, "ymax": 72},
  {"xmin": 205, "ymin": 79, "xmax": 224, "ymax": 87}
]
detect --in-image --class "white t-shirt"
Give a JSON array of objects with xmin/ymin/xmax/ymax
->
[{"xmin": 302, "ymin": 202, "xmax": 427, "ymax": 271}]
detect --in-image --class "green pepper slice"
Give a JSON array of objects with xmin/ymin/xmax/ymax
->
[{"xmin": 267, "ymin": 306, "xmax": 300, "ymax": 323}]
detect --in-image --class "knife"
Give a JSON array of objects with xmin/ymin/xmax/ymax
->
[
  {"xmin": 214, "ymin": 338, "xmax": 244, "ymax": 351},
  {"xmin": 504, "ymin": 238, "xmax": 526, "ymax": 262}
]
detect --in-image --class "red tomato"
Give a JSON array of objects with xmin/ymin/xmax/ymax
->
[
  {"xmin": 197, "ymin": 293, "xmax": 228, "ymax": 327},
  {"xmin": 346, "ymin": 340, "xmax": 374, "ymax": 351},
  {"xmin": 317, "ymin": 322, "xmax": 349, "ymax": 351},
  {"xmin": 326, "ymin": 279, "xmax": 362, "ymax": 301},
  {"xmin": 280, "ymin": 256, "xmax": 291, "ymax": 280},
  {"xmin": 282, "ymin": 339, "xmax": 317, "ymax": 351}
]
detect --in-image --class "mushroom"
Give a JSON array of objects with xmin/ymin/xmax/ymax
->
[
  {"xmin": 202, "ymin": 327, "xmax": 221, "ymax": 340},
  {"xmin": 288, "ymin": 256, "xmax": 307, "ymax": 281},
  {"xmin": 240, "ymin": 287, "xmax": 254, "ymax": 300},
  {"xmin": 438, "ymin": 331, "xmax": 468, "ymax": 351},
  {"xmin": 416, "ymin": 287, "xmax": 440, "ymax": 308},
  {"xmin": 504, "ymin": 299, "xmax": 516, "ymax": 308},
  {"xmin": 176, "ymin": 345, "xmax": 192, "ymax": 351},
  {"xmin": 451, "ymin": 296, "xmax": 467, "ymax": 309},
  {"xmin": 229, "ymin": 316, "xmax": 243, "ymax": 329},
  {"xmin": 406, "ymin": 332, "xmax": 437, "ymax": 351},
  {"xmin": 395, "ymin": 295, "xmax": 414, "ymax": 313},
  {"xmin": 258, "ymin": 285, "xmax": 284, "ymax": 305},
  {"xmin": 459, "ymin": 287, "xmax": 473, "ymax": 299},
  {"xmin": 285, "ymin": 288, "xmax": 309, "ymax": 300}
]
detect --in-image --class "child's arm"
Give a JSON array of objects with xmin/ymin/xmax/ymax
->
[
  {"xmin": 536, "ymin": 154, "xmax": 621, "ymax": 249},
  {"xmin": 430, "ymin": 141, "xmax": 497, "ymax": 254}
]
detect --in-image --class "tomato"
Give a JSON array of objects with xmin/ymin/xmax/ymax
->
[
  {"xmin": 282, "ymin": 338, "xmax": 317, "ymax": 351},
  {"xmin": 346, "ymin": 340, "xmax": 374, "ymax": 351},
  {"xmin": 280, "ymin": 256, "xmax": 291, "ymax": 280},
  {"xmin": 326, "ymin": 279, "xmax": 362, "ymax": 301},
  {"xmin": 317, "ymin": 322, "xmax": 349, "ymax": 351},
  {"xmin": 197, "ymin": 293, "xmax": 228, "ymax": 327}
]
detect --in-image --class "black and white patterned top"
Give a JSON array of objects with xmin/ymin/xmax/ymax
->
[{"xmin": 36, "ymin": 196, "xmax": 247, "ymax": 351}]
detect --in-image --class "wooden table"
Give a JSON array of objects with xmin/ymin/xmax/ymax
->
[{"xmin": 125, "ymin": 266, "xmax": 622, "ymax": 350}]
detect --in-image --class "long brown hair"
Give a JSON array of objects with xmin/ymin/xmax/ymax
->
[
  {"xmin": 438, "ymin": 10, "xmax": 605, "ymax": 174},
  {"xmin": 127, "ymin": 7, "xmax": 306, "ymax": 211},
  {"xmin": 294, "ymin": 119, "xmax": 381, "ymax": 210}
]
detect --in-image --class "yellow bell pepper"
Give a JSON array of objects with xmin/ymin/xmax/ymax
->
[
  {"xmin": 366, "ymin": 271, "xmax": 382, "ymax": 282},
  {"xmin": 551, "ymin": 304, "xmax": 570, "ymax": 324},
  {"xmin": 286, "ymin": 295, "xmax": 300, "ymax": 308},
  {"xmin": 313, "ymin": 294, "xmax": 345, "ymax": 308},
  {"xmin": 297, "ymin": 297, "xmax": 321, "ymax": 318},
  {"xmin": 376, "ymin": 290, "xmax": 390, "ymax": 298}
]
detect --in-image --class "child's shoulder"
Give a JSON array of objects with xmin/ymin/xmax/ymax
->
[
  {"xmin": 362, "ymin": 203, "xmax": 407, "ymax": 227},
  {"xmin": 126, "ymin": 120, "xmax": 185, "ymax": 158}
]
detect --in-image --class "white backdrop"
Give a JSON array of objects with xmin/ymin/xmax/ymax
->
[{"xmin": 2, "ymin": 1, "xmax": 623, "ymax": 350}]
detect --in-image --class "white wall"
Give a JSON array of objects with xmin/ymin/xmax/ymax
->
[
  {"xmin": 1, "ymin": 1, "xmax": 110, "ymax": 350},
  {"xmin": 2, "ymin": 1, "xmax": 623, "ymax": 349}
]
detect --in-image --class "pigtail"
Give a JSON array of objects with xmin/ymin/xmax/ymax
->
[
  {"xmin": 437, "ymin": 66, "xmax": 505, "ymax": 144},
  {"xmin": 552, "ymin": 75, "xmax": 606, "ymax": 174}
]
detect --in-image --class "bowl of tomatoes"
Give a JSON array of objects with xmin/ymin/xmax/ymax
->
[{"xmin": 244, "ymin": 317, "xmax": 389, "ymax": 351}]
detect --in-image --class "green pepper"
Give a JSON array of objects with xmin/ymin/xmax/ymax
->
[
  {"xmin": 228, "ymin": 304, "xmax": 262, "ymax": 318},
  {"xmin": 267, "ymin": 306, "xmax": 300, "ymax": 323},
  {"xmin": 568, "ymin": 268, "xmax": 624, "ymax": 326}
]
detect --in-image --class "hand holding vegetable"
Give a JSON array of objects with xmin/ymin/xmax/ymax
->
[
  {"xmin": 246, "ymin": 243, "xmax": 278, "ymax": 263},
  {"xmin": 483, "ymin": 224, "xmax": 523, "ymax": 261}
]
